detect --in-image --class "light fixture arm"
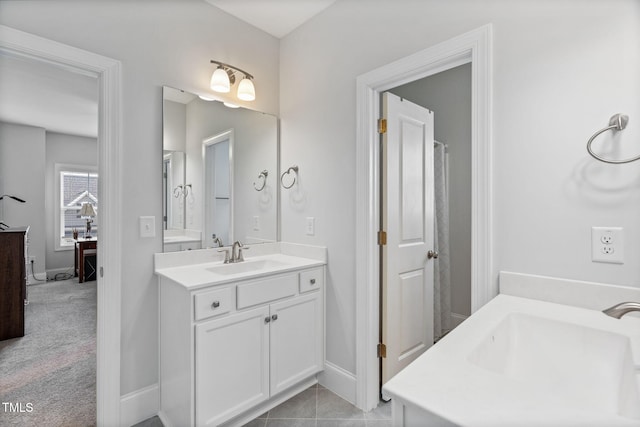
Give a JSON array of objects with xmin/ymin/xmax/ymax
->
[
  {"xmin": 0, "ymin": 194, "xmax": 26, "ymax": 203},
  {"xmin": 210, "ymin": 60, "xmax": 254, "ymax": 80}
]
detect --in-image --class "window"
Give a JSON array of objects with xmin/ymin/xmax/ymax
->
[{"xmin": 55, "ymin": 164, "xmax": 98, "ymax": 249}]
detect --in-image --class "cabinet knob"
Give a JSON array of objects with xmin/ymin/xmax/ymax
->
[
  {"xmin": 271, "ymin": 314, "xmax": 278, "ymax": 321},
  {"xmin": 211, "ymin": 301, "xmax": 220, "ymax": 309},
  {"xmin": 264, "ymin": 316, "xmax": 271, "ymax": 323},
  {"xmin": 310, "ymin": 279, "xmax": 316, "ymax": 285}
]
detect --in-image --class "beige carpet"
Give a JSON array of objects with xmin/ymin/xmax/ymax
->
[{"xmin": 0, "ymin": 278, "xmax": 96, "ymax": 426}]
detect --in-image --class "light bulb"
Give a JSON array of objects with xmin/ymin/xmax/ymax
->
[
  {"xmin": 210, "ymin": 67, "xmax": 230, "ymax": 93},
  {"xmin": 237, "ymin": 77, "xmax": 255, "ymax": 101}
]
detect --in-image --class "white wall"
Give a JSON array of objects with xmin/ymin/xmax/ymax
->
[
  {"xmin": 0, "ymin": 0, "xmax": 280, "ymax": 396},
  {"xmin": 390, "ymin": 63, "xmax": 472, "ymax": 318},
  {"xmin": 45, "ymin": 131, "xmax": 98, "ymax": 272},
  {"xmin": 0, "ymin": 122, "xmax": 46, "ymax": 278},
  {"xmin": 162, "ymin": 100, "xmax": 186, "ymax": 153},
  {"xmin": 280, "ymin": 0, "xmax": 640, "ymax": 380}
]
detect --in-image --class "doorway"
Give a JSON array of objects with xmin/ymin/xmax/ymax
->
[
  {"xmin": 0, "ymin": 24, "xmax": 123, "ymax": 424},
  {"xmin": 355, "ymin": 25, "xmax": 493, "ymax": 411},
  {"xmin": 203, "ymin": 130, "xmax": 234, "ymax": 248},
  {"xmin": 378, "ymin": 92, "xmax": 436, "ymax": 386},
  {"xmin": 386, "ymin": 61, "xmax": 473, "ymax": 337}
]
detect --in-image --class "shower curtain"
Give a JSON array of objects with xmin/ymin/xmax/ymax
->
[{"xmin": 433, "ymin": 142, "xmax": 451, "ymax": 340}]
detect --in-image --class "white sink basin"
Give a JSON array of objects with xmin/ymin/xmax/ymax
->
[
  {"xmin": 206, "ymin": 259, "xmax": 288, "ymax": 276},
  {"xmin": 468, "ymin": 313, "xmax": 640, "ymax": 420}
]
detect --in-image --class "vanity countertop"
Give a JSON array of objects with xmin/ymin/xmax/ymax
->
[
  {"xmin": 154, "ymin": 242, "xmax": 326, "ymax": 290},
  {"xmin": 383, "ymin": 273, "xmax": 640, "ymax": 427}
]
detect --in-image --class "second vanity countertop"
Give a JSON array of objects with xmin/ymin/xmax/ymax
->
[
  {"xmin": 154, "ymin": 242, "xmax": 326, "ymax": 290},
  {"xmin": 382, "ymin": 272, "xmax": 640, "ymax": 427}
]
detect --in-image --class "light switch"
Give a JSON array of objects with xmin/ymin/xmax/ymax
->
[
  {"xmin": 253, "ymin": 216, "xmax": 260, "ymax": 231},
  {"xmin": 306, "ymin": 217, "xmax": 315, "ymax": 236},
  {"xmin": 140, "ymin": 216, "xmax": 156, "ymax": 238}
]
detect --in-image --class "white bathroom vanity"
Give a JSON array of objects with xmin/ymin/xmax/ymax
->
[
  {"xmin": 382, "ymin": 272, "xmax": 640, "ymax": 427},
  {"xmin": 155, "ymin": 243, "xmax": 326, "ymax": 427}
]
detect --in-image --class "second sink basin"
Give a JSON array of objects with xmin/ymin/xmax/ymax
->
[
  {"xmin": 206, "ymin": 259, "xmax": 287, "ymax": 276},
  {"xmin": 468, "ymin": 312, "xmax": 640, "ymax": 420}
]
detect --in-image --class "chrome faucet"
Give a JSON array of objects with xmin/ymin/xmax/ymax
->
[
  {"xmin": 217, "ymin": 241, "xmax": 249, "ymax": 264},
  {"xmin": 231, "ymin": 241, "xmax": 248, "ymax": 263},
  {"xmin": 602, "ymin": 302, "xmax": 640, "ymax": 319},
  {"xmin": 211, "ymin": 234, "xmax": 224, "ymax": 248}
]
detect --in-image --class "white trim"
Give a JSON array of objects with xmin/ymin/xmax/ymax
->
[
  {"xmin": 120, "ymin": 383, "xmax": 160, "ymax": 427},
  {"xmin": 318, "ymin": 361, "xmax": 357, "ymax": 405},
  {"xmin": 0, "ymin": 25, "xmax": 123, "ymax": 426},
  {"xmin": 202, "ymin": 129, "xmax": 235, "ymax": 247},
  {"xmin": 355, "ymin": 24, "xmax": 493, "ymax": 411}
]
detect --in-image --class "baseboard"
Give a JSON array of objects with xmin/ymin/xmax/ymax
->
[
  {"xmin": 120, "ymin": 383, "xmax": 159, "ymax": 427},
  {"xmin": 318, "ymin": 361, "xmax": 357, "ymax": 405},
  {"xmin": 44, "ymin": 267, "xmax": 74, "ymax": 280},
  {"xmin": 450, "ymin": 312, "xmax": 468, "ymax": 329}
]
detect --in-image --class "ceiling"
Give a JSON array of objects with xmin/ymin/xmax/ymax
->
[
  {"xmin": 204, "ymin": 0, "xmax": 337, "ymax": 38},
  {"xmin": 0, "ymin": 52, "xmax": 99, "ymax": 138}
]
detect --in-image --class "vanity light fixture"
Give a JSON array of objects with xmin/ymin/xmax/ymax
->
[{"xmin": 210, "ymin": 60, "xmax": 256, "ymax": 101}]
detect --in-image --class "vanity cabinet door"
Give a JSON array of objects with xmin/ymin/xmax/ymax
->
[
  {"xmin": 195, "ymin": 305, "xmax": 270, "ymax": 426},
  {"xmin": 269, "ymin": 291, "xmax": 324, "ymax": 395}
]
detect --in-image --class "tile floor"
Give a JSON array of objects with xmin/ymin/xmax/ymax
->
[
  {"xmin": 133, "ymin": 384, "xmax": 392, "ymax": 427},
  {"xmin": 243, "ymin": 384, "xmax": 391, "ymax": 427}
]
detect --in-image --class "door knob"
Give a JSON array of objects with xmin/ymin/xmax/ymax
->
[{"xmin": 427, "ymin": 250, "xmax": 439, "ymax": 259}]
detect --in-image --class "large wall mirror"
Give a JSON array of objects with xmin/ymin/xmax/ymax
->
[{"xmin": 162, "ymin": 86, "xmax": 278, "ymax": 252}]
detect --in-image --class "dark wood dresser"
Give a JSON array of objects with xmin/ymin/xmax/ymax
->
[{"xmin": 0, "ymin": 226, "xmax": 29, "ymax": 341}]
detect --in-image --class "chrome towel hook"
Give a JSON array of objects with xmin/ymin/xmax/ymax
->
[
  {"xmin": 587, "ymin": 114, "xmax": 639, "ymax": 164},
  {"xmin": 280, "ymin": 165, "xmax": 299, "ymax": 189},
  {"xmin": 253, "ymin": 170, "xmax": 268, "ymax": 191}
]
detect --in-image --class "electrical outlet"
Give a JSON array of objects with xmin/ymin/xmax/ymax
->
[
  {"xmin": 28, "ymin": 256, "xmax": 36, "ymax": 264},
  {"xmin": 592, "ymin": 227, "xmax": 623, "ymax": 264},
  {"xmin": 253, "ymin": 216, "xmax": 260, "ymax": 231}
]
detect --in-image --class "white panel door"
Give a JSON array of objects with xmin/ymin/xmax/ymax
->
[
  {"xmin": 195, "ymin": 306, "xmax": 270, "ymax": 426},
  {"xmin": 381, "ymin": 92, "xmax": 435, "ymax": 384},
  {"xmin": 269, "ymin": 292, "xmax": 324, "ymax": 395}
]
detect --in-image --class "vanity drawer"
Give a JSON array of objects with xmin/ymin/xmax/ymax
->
[
  {"xmin": 299, "ymin": 268, "xmax": 323, "ymax": 294},
  {"xmin": 194, "ymin": 287, "xmax": 233, "ymax": 321},
  {"xmin": 236, "ymin": 274, "xmax": 297, "ymax": 309}
]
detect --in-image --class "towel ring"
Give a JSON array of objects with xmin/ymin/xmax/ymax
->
[
  {"xmin": 280, "ymin": 165, "xmax": 299, "ymax": 189},
  {"xmin": 253, "ymin": 170, "xmax": 268, "ymax": 191},
  {"xmin": 587, "ymin": 114, "xmax": 639, "ymax": 164}
]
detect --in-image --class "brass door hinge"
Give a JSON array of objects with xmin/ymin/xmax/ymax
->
[
  {"xmin": 377, "ymin": 230, "xmax": 387, "ymax": 246},
  {"xmin": 378, "ymin": 118, "xmax": 387, "ymax": 134},
  {"xmin": 377, "ymin": 343, "xmax": 387, "ymax": 358}
]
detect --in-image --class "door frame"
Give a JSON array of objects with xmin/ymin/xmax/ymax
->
[
  {"xmin": 0, "ymin": 25, "xmax": 123, "ymax": 425},
  {"xmin": 202, "ymin": 129, "xmax": 235, "ymax": 247},
  {"xmin": 355, "ymin": 24, "xmax": 493, "ymax": 410}
]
